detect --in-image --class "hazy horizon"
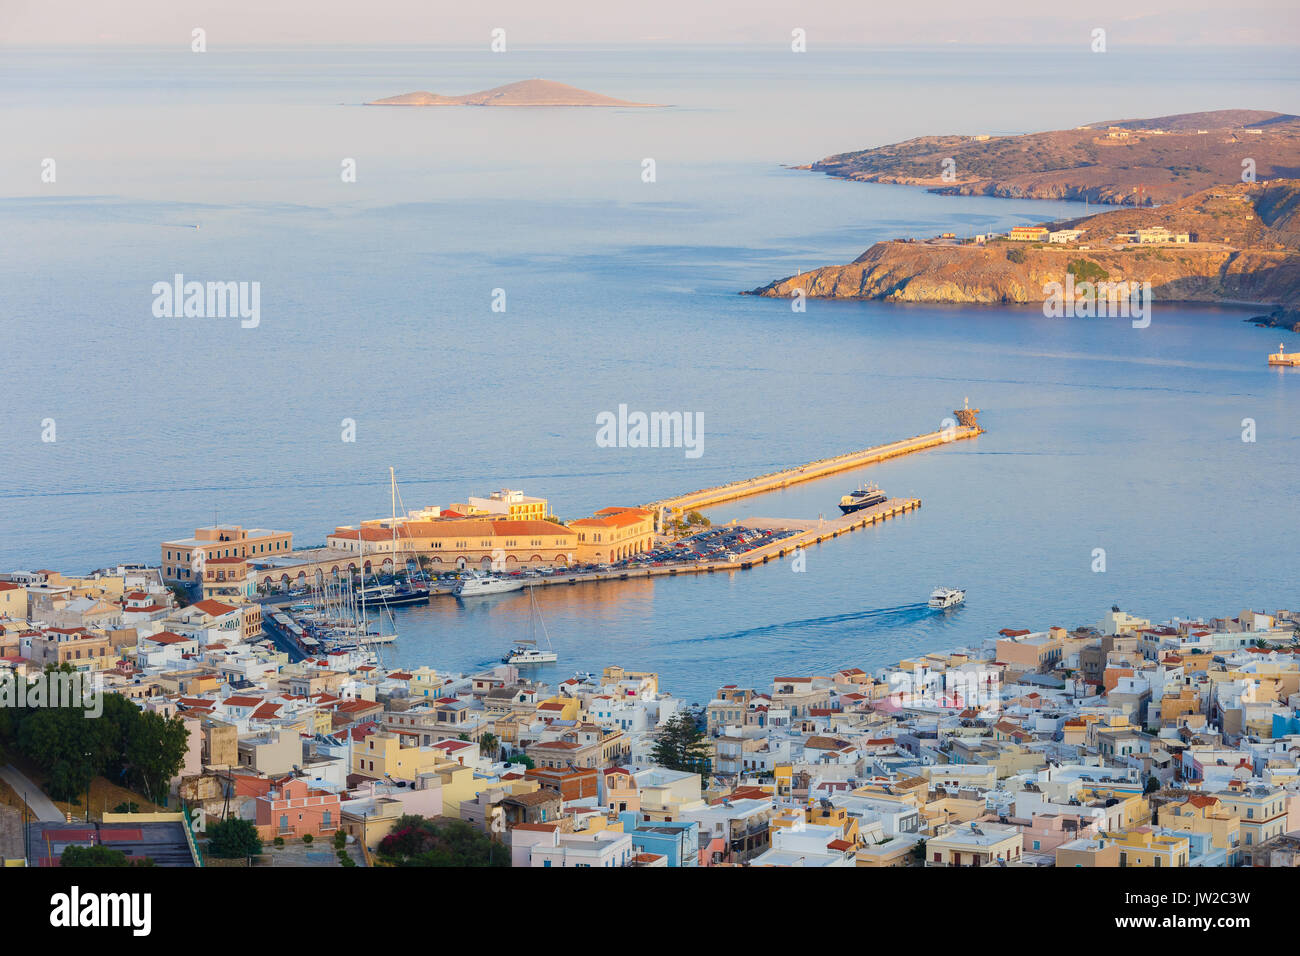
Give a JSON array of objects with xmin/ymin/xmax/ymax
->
[{"xmin": 3, "ymin": 0, "xmax": 1298, "ymax": 47}]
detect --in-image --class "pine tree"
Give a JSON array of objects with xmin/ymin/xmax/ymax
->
[{"xmin": 650, "ymin": 710, "xmax": 712, "ymax": 774}]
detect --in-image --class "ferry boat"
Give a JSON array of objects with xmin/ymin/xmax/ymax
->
[
  {"xmin": 502, "ymin": 639, "xmax": 557, "ymax": 665},
  {"xmin": 454, "ymin": 572, "xmax": 525, "ymax": 597},
  {"xmin": 929, "ymin": 586, "xmax": 966, "ymax": 609},
  {"xmin": 838, "ymin": 483, "xmax": 888, "ymax": 515}
]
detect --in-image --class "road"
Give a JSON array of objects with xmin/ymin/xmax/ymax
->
[{"xmin": 0, "ymin": 764, "xmax": 63, "ymax": 822}]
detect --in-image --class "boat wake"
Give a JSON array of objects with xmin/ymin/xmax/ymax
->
[{"xmin": 679, "ymin": 602, "xmax": 930, "ymax": 647}]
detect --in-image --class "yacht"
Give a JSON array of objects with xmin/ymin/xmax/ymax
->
[
  {"xmin": 838, "ymin": 483, "xmax": 888, "ymax": 515},
  {"xmin": 454, "ymin": 572, "xmax": 525, "ymax": 597},
  {"xmin": 502, "ymin": 587, "xmax": 558, "ymax": 664},
  {"xmin": 929, "ymin": 586, "xmax": 966, "ymax": 609},
  {"xmin": 502, "ymin": 639, "xmax": 558, "ymax": 665}
]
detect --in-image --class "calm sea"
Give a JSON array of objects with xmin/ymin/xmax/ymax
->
[{"xmin": 2, "ymin": 45, "xmax": 1298, "ymax": 701}]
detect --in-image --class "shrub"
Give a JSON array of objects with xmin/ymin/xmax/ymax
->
[
  {"xmin": 1066, "ymin": 258, "xmax": 1109, "ymax": 283},
  {"xmin": 1006, "ymin": 248, "xmax": 1026, "ymax": 264},
  {"xmin": 273, "ymin": 837, "xmax": 285, "ymax": 848},
  {"xmin": 206, "ymin": 818, "xmax": 263, "ymax": 859},
  {"xmin": 302, "ymin": 833, "xmax": 313, "ymax": 845}
]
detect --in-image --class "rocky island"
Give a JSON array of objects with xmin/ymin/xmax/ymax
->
[{"xmin": 366, "ymin": 78, "xmax": 660, "ymax": 108}]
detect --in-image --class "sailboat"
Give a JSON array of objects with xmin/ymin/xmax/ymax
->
[{"xmin": 503, "ymin": 587, "xmax": 557, "ymax": 665}]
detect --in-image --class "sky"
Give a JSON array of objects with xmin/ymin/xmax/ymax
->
[{"xmin": 2, "ymin": 0, "xmax": 1297, "ymax": 47}]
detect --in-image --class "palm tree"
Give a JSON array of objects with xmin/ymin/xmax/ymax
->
[{"xmin": 479, "ymin": 733, "xmax": 500, "ymax": 762}]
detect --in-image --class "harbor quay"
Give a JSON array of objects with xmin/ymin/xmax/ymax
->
[{"xmin": 169, "ymin": 406, "xmax": 978, "ymax": 598}]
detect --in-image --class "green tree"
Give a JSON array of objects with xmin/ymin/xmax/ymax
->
[
  {"xmin": 478, "ymin": 732, "xmax": 499, "ymax": 761},
  {"xmin": 650, "ymin": 710, "xmax": 712, "ymax": 775},
  {"xmin": 206, "ymin": 818, "xmax": 263, "ymax": 859},
  {"xmin": 376, "ymin": 815, "xmax": 508, "ymax": 867},
  {"xmin": 123, "ymin": 710, "xmax": 189, "ymax": 803},
  {"xmin": 505, "ymin": 753, "xmax": 534, "ymax": 770},
  {"xmin": 62, "ymin": 844, "xmax": 153, "ymax": 867}
]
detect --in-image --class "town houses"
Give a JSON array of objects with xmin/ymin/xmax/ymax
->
[{"xmin": 4, "ymin": 545, "xmax": 1300, "ymax": 867}]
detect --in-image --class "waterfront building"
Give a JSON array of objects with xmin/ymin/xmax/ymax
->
[
  {"xmin": 568, "ymin": 507, "xmax": 656, "ymax": 563},
  {"xmin": 328, "ymin": 517, "xmax": 577, "ymax": 569},
  {"xmin": 162, "ymin": 525, "xmax": 293, "ymax": 584},
  {"xmin": 448, "ymin": 488, "xmax": 549, "ymax": 521}
]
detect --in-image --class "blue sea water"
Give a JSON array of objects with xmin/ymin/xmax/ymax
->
[{"xmin": 1, "ymin": 45, "xmax": 1298, "ymax": 702}]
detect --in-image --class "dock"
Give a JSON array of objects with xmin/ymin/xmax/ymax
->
[
  {"xmin": 405, "ymin": 496, "xmax": 922, "ymax": 594},
  {"xmin": 1268, "ymin": 343, "xmax": 1300, "ymax": 367},
  {"xmin": 646, "ymin": 405, "xmax": 980, "ymax": 524}
]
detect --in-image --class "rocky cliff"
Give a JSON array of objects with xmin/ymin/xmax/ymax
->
[
  {"xmin": 806, "ymin": 110, "xmax": 1300, "ymax": 207},
  {"xmin": 747, "ymin": 182, "xmax": 1300, "ymax": 309}
]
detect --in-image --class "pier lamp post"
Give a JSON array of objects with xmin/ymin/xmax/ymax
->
[{"xmin": 83, "ymin": 752, "xmax": 92, "ymax": 823}]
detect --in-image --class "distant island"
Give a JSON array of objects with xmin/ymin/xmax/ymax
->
[
  {"xmin": 802, "ymin": 109, "xmax": 1300, "ymax": 206},
  {"xmin": 746, "ymin": 179, "xmax": 1300, "ymax": 310},
  {"xmin": 366, "ymin": 78, "xmax": 660, "ymax": 108}
]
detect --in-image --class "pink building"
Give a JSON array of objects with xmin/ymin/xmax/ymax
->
[
  {"xmin": 254, "ymin": 778, "xmax": 342, "ymax": 842},
  {"xmin": 1010, "ymin": 811, "xmax": 1103, "ymax": 855}
]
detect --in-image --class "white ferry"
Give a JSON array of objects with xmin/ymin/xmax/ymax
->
[{"xmin": 929, "ymin": 586, "xmax": 966, "ymax": 609}]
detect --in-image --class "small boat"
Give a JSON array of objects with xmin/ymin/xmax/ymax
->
[
  {"xmin": 454, "ymin": 571, "xmax": 525, "ymax": 597},
  {"xmin": 503, "ymin": 639, "xmax": 557, "ymax": 665},
  {"xmin": 929, "ymin": 586, "xmax": 966, "ymax": 609},
  {"xmin": 838, "ymin": 483, "xmax": 888, "ymax": 515}
]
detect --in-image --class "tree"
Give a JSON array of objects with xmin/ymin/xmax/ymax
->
[
  {"xmin": 1145, "ymin": 776, "xmax": 1161, "ymax": 794},
  {"xmin": 123, "ymin": 710, "xmax": 189, "ymax": 804},
  {"xmin": 506, "ymin": 753, "xmax": 534, "ymax": 770},
  {"xmin": 206, "ymin": 818, "xmax": 262, "ymax": 859},
  {"xmin": 376, "ymin": 815, "xmax": 509, "ymax": 867},
  {"xmin": 62, "ymin": 845, "xmax": 152, "ymax": 867},
  {"xmin": 650, "ymin": 710, "xmax": 712, "ymax": 775},
  {"xmin": 478, "ymin": 733, "xmax": 499, "ymax": 761}
]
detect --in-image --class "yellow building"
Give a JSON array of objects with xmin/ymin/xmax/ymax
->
[
  {"xmin": 163, "ymin": 524, "xmax": 293, "ymax": 584},
  {"xmin": 449, "ymin": 489, "xmax": 548, "ymax": 520},
  {"xmin": 1215, "ymin": 782, "xmax": 1289, "ymax": 864},
  {"xmin": 1161, "ymin": 795, "xmax": 1241, "ymax": 866},
  {"xmin": 328, "ymin": 517, "xmax": 576, "ymax": 570},
  {"xmin": 0, "ymin": 583, "xmax": 27, "ymax": 621},
  {"xmin": 926, "ymin": 823, "xmax": 1023, "ymax": 867},
  {"xmin": 1055, "ymin": 837, "xmax": 1120, "ymax": 867},
  {"xmin": 1107, "ymin": 828, "xmax": 1189, "ymax": 867},
  {"xmin": 569, "ymin": 507, "xmax": 656, "ymax": 563},
  {"xmin": 352, "ymin": 732, "xmax": 448, "ymax": 783},
  {"xmin": 535, "ymin": 696, "xmax": 582, "ymax": 722}
]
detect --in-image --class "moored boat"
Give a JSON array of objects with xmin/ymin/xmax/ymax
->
[{"xmin": 838, "ymin": 483, "xmax": 888, "ymax": 514}]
